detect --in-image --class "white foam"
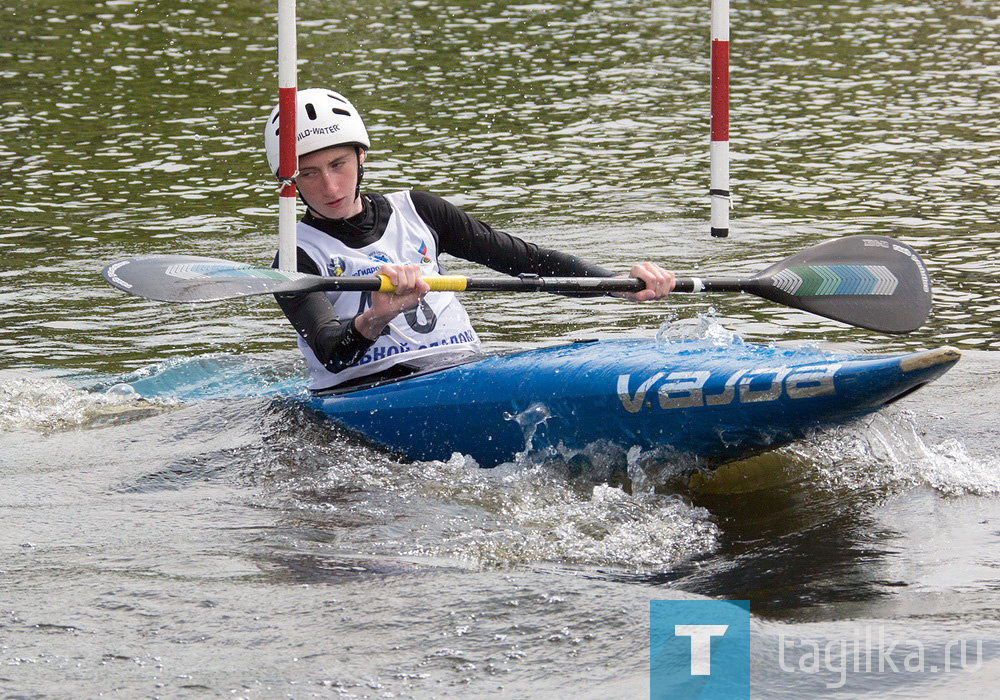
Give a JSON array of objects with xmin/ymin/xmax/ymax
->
[
  {"xmin": 789, "ymin": 410, "xmax": 1000, "ymax": 497},
  {"xmin": 0, "ymin": 372, "xmax": 169, "ymax": 433}
]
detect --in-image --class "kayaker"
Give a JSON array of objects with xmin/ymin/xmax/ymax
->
[{"xmin": 265, "ymin": 88, "xmax": 675, "ymax": 393}]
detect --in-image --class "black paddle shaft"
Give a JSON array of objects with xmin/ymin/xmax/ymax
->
[{"xmin": 101, "ymin": 235, "xmax": 933, "ymax": 333}]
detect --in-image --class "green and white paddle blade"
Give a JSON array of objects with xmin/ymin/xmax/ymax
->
[
  {"xmin": 753, "ymin": 235, "xmax": 932, "ymax": 334},
  {"xmin": 101, "ymin": 255, "xmax": 318, "ymax": 302}
]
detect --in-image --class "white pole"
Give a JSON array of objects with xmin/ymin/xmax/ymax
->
[
  {"xmin": 710, "ymin": 0, "xmax": 730, "ymax": 238},
  {"xmin": 276, "ymin": 0, "xmax": 298, "ymax": 270}
]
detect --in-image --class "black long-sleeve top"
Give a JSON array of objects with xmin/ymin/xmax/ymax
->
[{"xmin": 275, "ymin": 190, "xmax": 613, "ymax": 375}]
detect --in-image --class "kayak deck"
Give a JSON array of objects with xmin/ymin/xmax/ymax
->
[{"xmin": 307, "ymin": 339, "xmax": 960, "ymax": 468}]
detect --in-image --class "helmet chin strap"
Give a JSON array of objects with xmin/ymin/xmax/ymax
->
[{"xmin": 355, "ymin": 147, "xmax": 365, "ymax": 201}]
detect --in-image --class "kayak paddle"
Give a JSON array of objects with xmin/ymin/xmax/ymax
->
[{"xmin": 102, "ymin": 234, "xmax": 932, "ymax": 333}]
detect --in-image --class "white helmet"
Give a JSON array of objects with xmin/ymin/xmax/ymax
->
[{"xmin": 264, "ymin": 88, "xmax": 371, "ymax": 176}]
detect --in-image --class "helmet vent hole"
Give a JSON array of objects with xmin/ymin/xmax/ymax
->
[
  {"xmin": 305, "ymin": 103, "xmax": 318, "ymax": 120},
  {"xmin": 332, "ymin": 108, "xmax": 350, "ymax": 116}
]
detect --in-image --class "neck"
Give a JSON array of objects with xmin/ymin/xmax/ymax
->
[
  {"xmin": 302, "ymin": 192, "xmax": 390, "ymax": 248},
  {"xmin": 305, "ymin": 193, "xmax": 370, "ymax": 237}
]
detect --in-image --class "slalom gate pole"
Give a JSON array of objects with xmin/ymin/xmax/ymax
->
[
  {"xmin": 276, "ymin": 0, "xmax": 298, "ymax": 270},
  {"xmin": 710, "ymin": 0, "xmax": 731, "ymax": 238}
]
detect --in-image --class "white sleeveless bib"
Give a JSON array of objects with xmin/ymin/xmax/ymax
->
[{"xmin": 294, "ymin": 191, "xmax": 480, "ymax": 390}]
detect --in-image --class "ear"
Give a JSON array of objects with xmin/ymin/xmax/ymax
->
[{"xmin": 358, "ymin": 149, "xmax": 367, "ymax": 165}]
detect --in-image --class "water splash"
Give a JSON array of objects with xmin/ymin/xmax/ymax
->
[
  {"xmin": 398, "ymin": 459, "xmax": 721, "ymax": 572},
  {"xmin": 0, "ymin": 372, "xmax": 170, "ymax": 432},
  {"xmin": 781, "ymin": 410, "xmax": 1000, "ymax": 498},
  {"xmin": 0, "ymin": 353, "xmax": 306, "ymax": 434},
  {"xmin": 105, "ymin": 353, "xmax": 306, "ymax": 402},
  {"xmin": 655, "ymin": 307, "xmax": 748, "ymax": 348},
  {"xmin": 250, "ymin": 424, "xmax": 721, "ymax": 573},
  {"xmin": 437, "ymin": 480, "xmax": 719, "ymax": 571},
  {"xmin": 626, "ymin": 445, "xmax": 698, "ymax": 495},
  {"xmin": 503, "ymin": 402, "xmax": 552, "ymax": 459}
]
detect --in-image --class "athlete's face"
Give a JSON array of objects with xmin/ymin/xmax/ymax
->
[{"xmin": 296, "ymin": 146, "xmax": 366, "ymax": 220}]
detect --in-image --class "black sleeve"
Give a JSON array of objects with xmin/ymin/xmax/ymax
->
[
  {"xmin": 272, "ymin": 249, "xmax": 375, "ymax": 373},
  {"xmin": 409, "ymin": 191, "xmax": 614, "ymax": 279}
]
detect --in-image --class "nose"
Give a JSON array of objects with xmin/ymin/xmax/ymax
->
[{"xmin": 316, "ymin": 169, "xmax": 339, "ymax": 196}]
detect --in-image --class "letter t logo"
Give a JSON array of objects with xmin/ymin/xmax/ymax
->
[{"xmin": 674, "ymin": 625, "xmax": 729, "ymax": 675}]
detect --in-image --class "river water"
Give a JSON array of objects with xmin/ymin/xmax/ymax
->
[{"xmin": 2, "ymin": 0, "xmax": 999, "ymax": 697}]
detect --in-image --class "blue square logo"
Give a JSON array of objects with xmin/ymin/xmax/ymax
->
[{"xmin": 651, "ymin": 600, "xmax": 753, "ymax": 700}]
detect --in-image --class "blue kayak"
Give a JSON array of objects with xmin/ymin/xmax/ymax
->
[{"xmin": 307, "ymin": 339, "xmax": 959, "ymax": 468}]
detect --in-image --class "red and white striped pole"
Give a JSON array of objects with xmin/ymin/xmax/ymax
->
[
  {"xmin": 710, "ymin": 0, "xmax": 730, "ymax": 238},
  {"xmin": 276, "ymin": 0, "xmax": 298, "ymax": 270}
]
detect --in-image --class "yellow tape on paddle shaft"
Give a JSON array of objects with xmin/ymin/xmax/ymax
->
[{"xmin": 376, "ymin": 275, "xmax": 468, "ymax": 292}]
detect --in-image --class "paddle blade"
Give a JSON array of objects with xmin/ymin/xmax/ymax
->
[
  {"xmin": 102, "ymin": 255, "xmax": 320, "ymax": 302},
  {"xmin": 752, "ymin": 235, "xmax": 932, "ymax": 333}
]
